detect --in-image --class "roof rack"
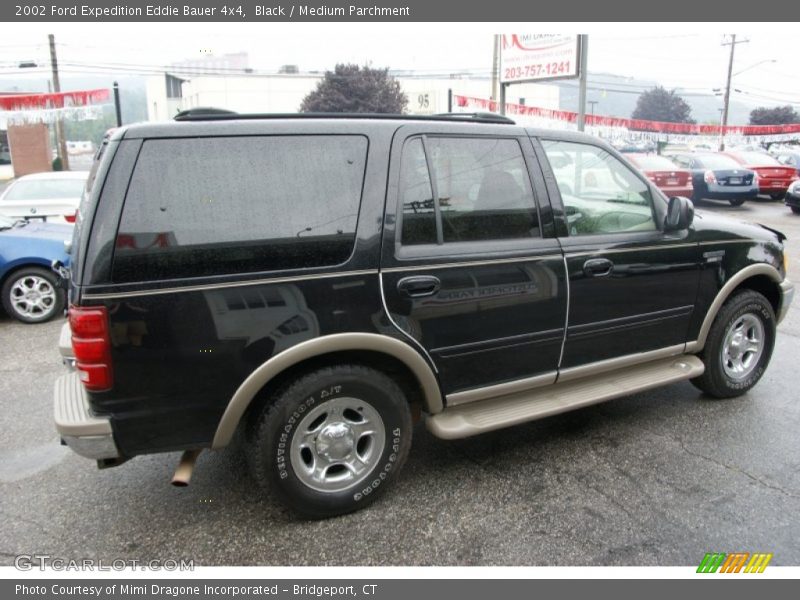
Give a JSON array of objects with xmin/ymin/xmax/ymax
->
[
  {"xmin": 433, "ymin": 112, "xmax": 515, "ymax": 124},
  {"xmin": 174, "ymin": 107, "xmax": 238, "ymax": 121},
  {"xmin": 172, "ymin": 108, "xmax": 515, "ymax": 125}
]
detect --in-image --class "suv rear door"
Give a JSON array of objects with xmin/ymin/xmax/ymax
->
[
  {"xmin": 380, "ymin": 123, "xmax": 567, "ymax": 402},
  {"xmin": 532, "ymin": 134, "xmax": 701, "ymax": 374}
]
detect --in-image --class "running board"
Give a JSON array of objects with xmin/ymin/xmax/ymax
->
[{"xmin": 426, "ymin": 355, "xmax": 704, "ymax": 439}]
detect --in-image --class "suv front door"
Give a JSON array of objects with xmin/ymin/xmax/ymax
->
[
  {"xmin": 380, "ymin": 124, "xmax": 567, "ymax": 402},
  {"xmin": 533, "ymin": 136, "xmax": 701, "ymax": 374}
]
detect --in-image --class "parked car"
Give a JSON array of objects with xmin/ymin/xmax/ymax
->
[
  {"xmin": 0, "ymin": 215, "xmax": 70, "ymax": 323},
  {"xmin": 776, "ymin": 151, "xmax": 800, "ymax": 177},
  {"xmin": 785, "ymin": 179, "xmax": 800, "ymax": 214},
  {"xmin": 54, "ymin": 111, "xmax": 793, "ymax": 518},
  {"xmin": 723, "ymin": 151, "xmax": 798, "ymax": 200},
  {"xmin": 668, "ymin": 152, "xmax": 758, "ymax": 206},
  {"xmin": 625, "ymin": 153, "xmax": 693, "ymax": 199},
  {"xmin": 0, "ymin": 171, "xmax": 88, "ymax": 223}
]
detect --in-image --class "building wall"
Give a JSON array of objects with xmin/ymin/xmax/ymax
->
[
  {"xmin": 7, "ymin": 123, "xmax": 51, "ymax": 177},
  {"xmin": 145, "ymin": 76, "xmax": 182, "ymax": 122}
]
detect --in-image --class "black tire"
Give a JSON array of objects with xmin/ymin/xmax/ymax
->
[
  {"xmin": 1, "ymin": 266, "xmax": 64, "ymax": 324},
  {"xmin": 769, "ymin": 192, "xmax": 785, "ymax": 201},
  {"xmin": 728, "ymin": 197, "xmax": 746, "ymax": 207},
  {"xmin": 791, "ymin": 206, "xmax": 800, "ymax": 215},
  {"xmin": 248, "ymin": 364, "xmax": 413, "ymax": 518},
  {"xmin": 691, "ymin": 290, "xmax": 776, "ymax": 399}
]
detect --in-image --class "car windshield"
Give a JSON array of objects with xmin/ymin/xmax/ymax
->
[
  {"xmin": 631, "ymin": 155, "xmax": 678, "ymax": 171},
  {"xmin": 734, "ymin": 152, "xmax": 780, "ymax": 167},
  {"xmin": 3, "ymin": 178, "xmax": 86, "ymax": 201},
  {"xmin": 695, "ymin": 154, "xmax": 742, "ymax": 170}
]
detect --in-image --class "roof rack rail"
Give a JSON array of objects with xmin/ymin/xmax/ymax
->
[
  {"xmin": 433, "ymin": 112, "xmax": 515, "ymax": 125},
  {"xmin": 174, "ymin": 107, "xmax": 238, "ymax": 121},
  {"xmin": 171, "ymin": 109, "xmax": 515, "ymax": 125}
]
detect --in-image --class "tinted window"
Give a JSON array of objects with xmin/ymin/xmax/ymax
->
[
  {"xmin": 542, "ymin": 140, "xmax": 656, "ymax": 236},
  {"xmin": 4, "ymin": 178, "xmax": 86, "ymax": 201},
  {"xmin": 694, "ymin": 154, "xmax": 741, "ymax": 170},
  {"xmin": 399, "ymin": 136, "xmax": 539, "ymax": 246},
  {"xmin": 114, "ymin": 135, "xmax": 367, "ymax": 281},
  {"xmin": 732, "ymin": 152, "xmax": 780, "ymax": 167},
  {"xmin": 630, "ymin": 155, "xmax": 679, "ymax": 171}
]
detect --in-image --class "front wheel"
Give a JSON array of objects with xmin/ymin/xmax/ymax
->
[
  {"xmin": 691, "ymin": 290, "xmax": 776, "ymax": 399},
  {"xmin": 770, "ymin": 192, "xmax": 785, "ymax": 201},
  {"xmin": 1, "ymin": 267, "xmax": 64, "ymax": 323},
  {"xmin": 248, "ymin": 364, "xmax": 413, "ymax": 518}
]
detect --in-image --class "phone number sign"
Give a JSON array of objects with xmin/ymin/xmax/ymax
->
[{"xmin": 500, "ymin": 34, "xmax": 581, "ymax": 84}]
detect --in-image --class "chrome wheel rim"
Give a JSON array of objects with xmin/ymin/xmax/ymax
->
[
  {"xmin": 10, "ymin": 275, "xmax": 57, "ymax": 320},
  {"xmin": 290, "ymin": 396, "xmax": 385, "ymax": 493},
  {"xmin": 721, "ymin": 313, "xmax": 765, "ymax": 381}
]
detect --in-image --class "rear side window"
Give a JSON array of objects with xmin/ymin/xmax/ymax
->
[
  {"xmin": 399, "ymin": 136, "xmax": 540, "ymax": 246},
  {"xmin": 113, "ymin": 135, "xmax": 367, "ymax": 282}
]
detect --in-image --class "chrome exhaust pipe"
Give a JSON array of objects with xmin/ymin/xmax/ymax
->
[{"xmin": 171, "ymin": 449, "xmax": 202, "ymax": 487}]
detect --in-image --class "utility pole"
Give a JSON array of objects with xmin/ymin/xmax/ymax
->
[
  {"xmin": 719, "ymin": 35, "xmax": 748, "ymax": 151},
  {"xmin": 491, "ymin": 34, "xmax": 500, "ymax": 104},
  {"xmin": 588, "ymin": 100, "xmax": 598, "ymax": 118},
  {"xmin": 113, "ymin": 81, "xmax": 122, "ymax": 127},
  {"xmin": 577, "ymin": 35, "xmax": 589, "ymax": 132},
  {"xmin": 48, "ymin": 33, "xmax": 69, "ymax": 170}
]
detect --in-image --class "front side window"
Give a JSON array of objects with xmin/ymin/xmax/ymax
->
[
  {"xmin": 541, "ymin": 140, "xmax": 657, "ymax": 236},
  {"xmin": 398, "ymin": 136, "xmax": 540, "ymax": 247},
  {"xmin": 114, "ymin": 135, "xmax": 367, "ymax": 281}
]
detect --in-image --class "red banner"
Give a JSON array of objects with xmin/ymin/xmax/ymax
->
[
  {"xmin": 0, "ymin": 88, "xmax": 111, "ymax": 111},
  {"xmin": 454, "ymin": 95, "xmax": 800, "ymax": 137}
]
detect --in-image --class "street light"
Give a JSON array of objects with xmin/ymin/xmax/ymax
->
[{"xmin": 733, "ymin": 59, "xmax": 777, "ymax": 77}]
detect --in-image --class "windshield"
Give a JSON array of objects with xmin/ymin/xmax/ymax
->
[
  {"xmin": 733, "ymin": 152, "xmax": 780, "ymax": 167},
  {"xmin": 631, "ymin": 155, "xmax": 679, "ymax": 171},
  {"xmin": 3, "ymin": 178, "xmax": 86, "ymax": 201},
  {"xmin": 695, "ymin": 154, "xmax": 742, "ymax": 170}
]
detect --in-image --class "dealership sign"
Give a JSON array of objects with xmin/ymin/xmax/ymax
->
[{"xmin": 500, "ymin": 34, "xmax": 581, "ymax": 84}]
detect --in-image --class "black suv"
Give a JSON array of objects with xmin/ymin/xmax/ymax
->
[{"xmin": 55, "ymin": 112, "xmax": 794, "ymax": 517}]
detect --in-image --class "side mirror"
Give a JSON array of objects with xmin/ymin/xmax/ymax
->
[{"xmin": 664, "ymin": 196, "xmax": 694, "ymax": 231}]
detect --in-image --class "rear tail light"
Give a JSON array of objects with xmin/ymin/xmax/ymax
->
[
  {"xmin": 64, "ymin": 211, "xmax": 77, "ymax": 224},
  {"xmin": 69, "ymin": 306, "xmax": 113, "ymax": 391},
  {"xmin": 704, "ymin": 170, "xmax": 717, "ymax": 184}
]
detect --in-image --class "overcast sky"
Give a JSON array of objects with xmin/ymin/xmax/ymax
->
[{"xmin": 1, "ymin": 23, "xmax": 797, "ymax": 107}]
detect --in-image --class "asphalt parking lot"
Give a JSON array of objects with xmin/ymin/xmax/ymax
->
[{"xmin": 1, "ymin": 197, "xmax": 799, "ymax": 567}]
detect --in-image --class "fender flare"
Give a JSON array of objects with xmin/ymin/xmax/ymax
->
[
  {"xmin": 685, "ymin": 263, "xmax": 783, "ymax": 354},
  {"xmin": 211, "ymin": 332, "xmax": 442, "ymax": 449}
]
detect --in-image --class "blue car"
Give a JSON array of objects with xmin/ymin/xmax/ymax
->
[{"xmin": 0, "ymin": 214, "xmax": 71, "ymax": 323}]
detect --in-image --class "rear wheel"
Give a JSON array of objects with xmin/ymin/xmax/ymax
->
[
  {"xmin": 248, "ymin": 364, "xmax": 413, "ymax": 518},
  {"xmin": 1, "ymin": 267, "xmax": 64, "ymax": 323},
  {"xmin": 728, "ymin": 197, "xmax": 746, "ymax": 207},
  {"xmin": 791, "ymin": 206, "xmax": 800, "ymax": 215},
  {"xmin": 691, "ymin": 290, "xmax": 775, "ymax": 399}
]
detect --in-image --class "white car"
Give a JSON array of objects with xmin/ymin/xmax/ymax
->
[{"xmin": 0, "ymin": 171, "xmax": 88, "ymax": 223}]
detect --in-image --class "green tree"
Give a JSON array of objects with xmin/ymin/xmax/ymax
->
[
  {"xmin": 300, "ymin": 64, "xmax": 407, "ymax": 113},
  {"xmin": 631, "ymin": 86, "xmax": 695, "ymax": 123},
  {"xmin": 749, "ymin": 105, "xmax": 799, "ymax": 125}
]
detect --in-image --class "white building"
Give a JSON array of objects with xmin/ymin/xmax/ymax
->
[{"xmin": 146, "ymin": 69, "xmax": 559, "ymax": 121}]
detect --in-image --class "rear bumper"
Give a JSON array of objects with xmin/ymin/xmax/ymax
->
[
  {"xmin": 785, "ymin": 192, "xmax": 800, "ymax": 208},
  {"xmin": 660, "ymin": 186, "xmax": 693, "ymax": 198},
  {"xmin": 778, "ymin": 279, "xmax": 795, "ymax": 324},
  {"xmin": 703, "ymin": 186, "xmax": 758, "ymax": 200},
  {"xmin": 53, "ymin": 372, "xmax": 120, "ymax": 460}
]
